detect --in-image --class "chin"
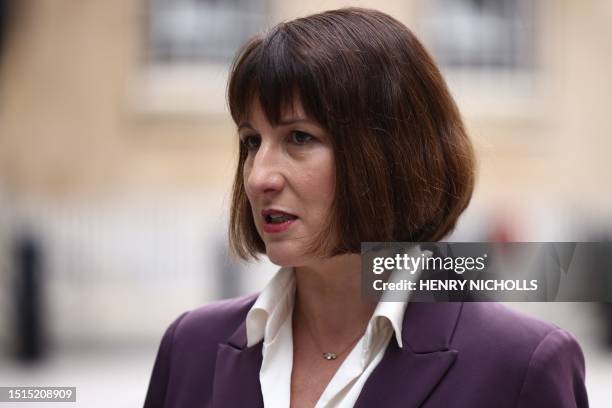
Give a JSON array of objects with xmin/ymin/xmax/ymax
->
[{"xmin": 265, "ymin": 242, "xmax": 307, "ymax": 267}]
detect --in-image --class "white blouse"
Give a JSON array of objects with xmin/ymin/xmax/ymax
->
[{"xmin": 245, "ymin": 262, "xmax": 419, "ymax": 408}]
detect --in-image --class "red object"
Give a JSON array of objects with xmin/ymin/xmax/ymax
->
[{"xmin": 262, "ymin": 218, "xmax": 297, "ymax": 233}]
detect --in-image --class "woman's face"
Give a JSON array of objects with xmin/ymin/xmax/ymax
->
[{"xmin": 240, "ymin": 98, "xmax": 335, "ymax": 267}]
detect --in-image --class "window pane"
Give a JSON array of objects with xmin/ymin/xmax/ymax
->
[
  {"xmin": 147, "ymin": 0, "xmax": 268, "ymax": 63},
  {"xmin": 423, "ymin": 0, "xmax": 536, "ymax": 70}
]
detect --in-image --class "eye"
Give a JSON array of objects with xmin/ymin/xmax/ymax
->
[
  {"xmin": 289, "ymin": 131, "xmax": 314, "ymax": 145},
  {"xmin": 241, "ymin": 134, "xmax": 261, "ymax": 151}
]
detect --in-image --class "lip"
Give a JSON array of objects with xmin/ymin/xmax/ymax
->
[{"xmin": 261, "ymin": 208, "xmax": 298, "ymax": 234}]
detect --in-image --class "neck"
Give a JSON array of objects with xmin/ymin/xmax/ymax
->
[{"xmin": 293, "ymin": 254, "xmax": 377, "ymax": 340}]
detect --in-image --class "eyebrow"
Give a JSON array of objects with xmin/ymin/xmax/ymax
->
[{"xmin": 238, "ymin": 117, "xmax": 314, "ymax": 131}]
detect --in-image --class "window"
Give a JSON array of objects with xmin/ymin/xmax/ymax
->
[
  {"xmin": 147, "ymin": 0, "xmax": 268, "ymax": 63},
  {"xmin": 133, "ymin": 0, "xmax": 268, "ymax": 115},
  {"xmin": 419, "ymin": 0, "xmax": 541, "ymax": 119},
  {"xmin": 422, "ymin": 0, "xmax": 536, "ymax": 71}
]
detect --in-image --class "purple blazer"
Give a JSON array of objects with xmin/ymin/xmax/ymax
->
[{"xmin": 144, "ymin": 294, "xmax": 588, "ymax": 407}]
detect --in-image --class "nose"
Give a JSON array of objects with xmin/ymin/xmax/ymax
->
[{"xmin": 244, "ymin": 143, "xmax": 285, "ymax": 198}]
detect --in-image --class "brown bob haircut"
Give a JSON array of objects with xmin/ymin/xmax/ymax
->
[{"xmin": 228, "ymin": 7, "xmax": 476, "ymax": 260}]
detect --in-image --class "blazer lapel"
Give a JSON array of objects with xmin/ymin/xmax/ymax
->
[
  {"xmin": 211, "ymin": 318, "xmax": 264, "ymax": 407},
  {"xmin": 210, "ymin": 298, "xmax": 462, "ymax": 408},
  {"xmin": 354, "ymin": 302, "xmax": 463, "ymax": 408}
]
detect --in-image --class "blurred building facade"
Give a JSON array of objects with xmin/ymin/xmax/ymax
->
[{"xmin": 0, "ymin": 0, "xmax": 611, "ymax": 349}]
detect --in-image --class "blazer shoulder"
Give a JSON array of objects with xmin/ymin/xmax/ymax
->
[
  {"xmin": 173, "ymin": 292, "xmax": 259, "ymax": 344},
  {"xmin": 454, "ymin": 302, "xmax": 566, "ymax": 351},
  {"xmin": 451, "ymin": 302, "xmax": 587, "ymax": 406},
  {"xmin": 516, "ymin": 327, "xmax": 588, "ymax": 407},
  {"xmin": 144, "ymin": 293, "xmax": 260, "ymax": 407},
  {"xmin": 431, "ymin": 303, "xmax": 587, "ymax": 408},
  {"xmin": 451, "ymin": 302, "xmax": 585, "ymax": 378}
]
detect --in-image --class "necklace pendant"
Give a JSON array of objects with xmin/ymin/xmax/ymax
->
[{"xmin": 322, "ymin": 352, "xmax": 337, "ymax": 360}]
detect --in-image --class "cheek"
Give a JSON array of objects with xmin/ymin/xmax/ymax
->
[
  {"xmin": 242, "ymin": 160, "xmax": 251, "ymax": 188},
  {"xmin": 300, "ymin": 163, "xmax": 335, "ymax": 209},
  {"xmin": 318, "ymin": 153, "xmax": 335, "ymax": 197},
  {"xmin": 242, "ymin": 163, "xmax": 254, "ymax": 203}
]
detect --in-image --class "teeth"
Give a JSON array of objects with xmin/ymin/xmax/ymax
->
[
  {"xmin": 270, "ymin": 214, "xmax": 288, "ymax": 223},
  {"xmin": 266, "ymin": 213, "xmax": 294, "ymax": 224}
]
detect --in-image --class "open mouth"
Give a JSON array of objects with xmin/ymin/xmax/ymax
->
[{"xmin": 262, "ymin": 209, "xmax": 298, "ymax": 225}]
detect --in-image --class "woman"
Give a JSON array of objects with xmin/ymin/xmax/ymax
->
[{"xmin": 144, "ymin": 8, "xmax": 587, "ymax": 408}]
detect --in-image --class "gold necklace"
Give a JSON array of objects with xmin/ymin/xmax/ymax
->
[{"xmin": 301, "ymin": 314, "xmax": 366, "ymax": 361}]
